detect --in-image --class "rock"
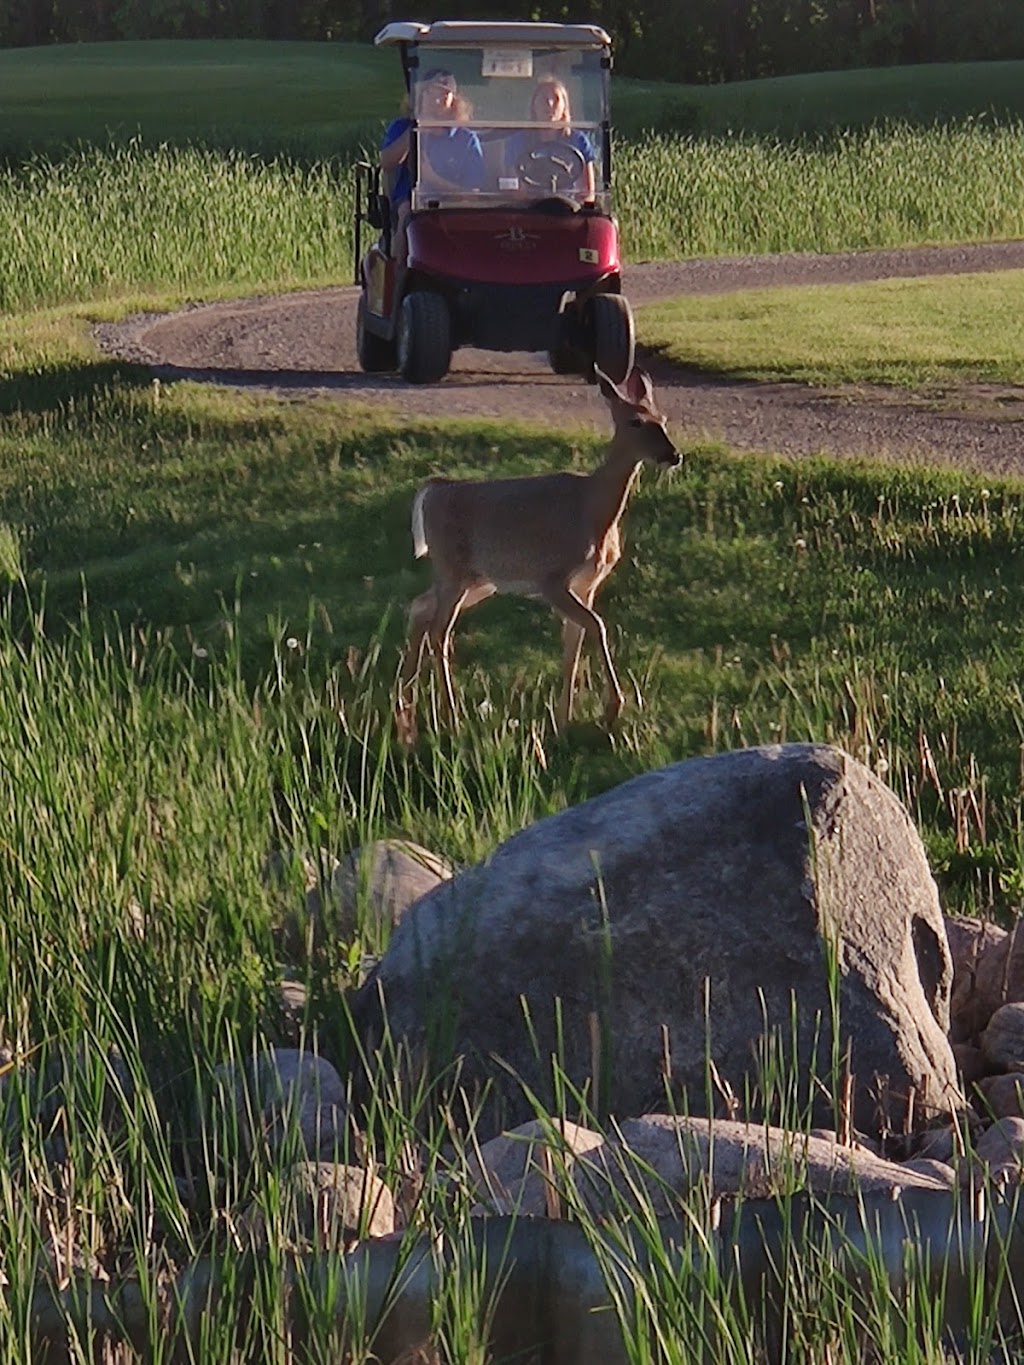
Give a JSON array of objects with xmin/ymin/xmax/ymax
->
[
  {"xmin": 974, "ymin": 1116, "xmax": 1024, "ymax": 1168},
  {"xmin": 353, "ymin": 745, "xmax": 960, "ymax": 1140},
  {"xmin": 975, "ymin": 1073, "xmax": 1024, "ymax": 1121},
  {"xmin": 270, "ymin": 840, "xmax": 453, "ymax": 960},
  {"xmin": 914, "ymin": 1124, "xmax": 956, "ymax": 1164},
  {"xmin": 239, "ymin": 1162, "xmax": 394, "ymax": 1249},
  {"xmin": 951, "ymin": 1042, "xmax": 987, "ymax": 1086},
  {"xmin": 276, "ymin": 978, "xmax": 309, "ymax": 1045},
  {"xmin": 946, "ymin": 915, "xmax": 1007, "ymax": 1042},
  {"xmin": 981, "ymin": 1003, "xmax": 1024, "ymax": 1072},
  {"xmin": 466, "ymin": 1119, "xmax": 605, "ymax": 1216},
  {"xmin": 567, "ymin": 1115, "xmax": 953, "ymax": 1214},
  {"xmin": 955, "ymin": 917, "xmax": 1021, "ymax": 1042},
  {"xmin": 311, "ymin": 840, "xmax": 453, "ymax": 943},
  {"xmin": 210, "ymin": 1047, "xmax": 352, "ymax": 1160},
  {"xmin": 900, "ymin": 1157, "xmax": 957, "ymax": 1188}
]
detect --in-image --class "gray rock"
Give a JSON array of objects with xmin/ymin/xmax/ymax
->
[
  {"xmin": 353, "ymin": 745, "xmax": 959, "ymax": 1140},
  {"xmin": 314, "ymin": 839, "xmax": 454, "ymax": 942},
  {"xmin": 948, "ymin": 917, "xmax": 1013, "ymax": 1042},
  {"xmin": 914, "ymin": 1123, "xmax": 957, "ymax": 1164},
  {"xmin": 210, "ymin": 1047, "xmax": 351, "ymax": 1160},
  {"xmin": 276, "ymin": 977, "xmax": 309, "ymax": 1045},
  {"xmin": 238, "ymin": 1161, "xmax": 394, "ymax": 1249},
  {"xmin": 981, "ymin": 1002, "xmax": 1024, "ymax": 1072},
  {"xmin": 568, "ymin": 1115, "xmax": 953, "ymax": 1214},
  {"xmin": 899, "ymin": 1156, "xmax": 956, "ymax": 1188},
  {"xmin": 975, "ymin": 1072, "xmax": 1024, "ymax": 1121},
  {"xmin": 951, "ymin": 1041, "xmax": 987, "ymax": 1086},
  {"xmin": 974, "ymin": 1115, "xmax": 1024, "ymax": 1168},
  {"xmin": 467, "ymin": 1119, "xmax": 605, "ymax": 1216}
]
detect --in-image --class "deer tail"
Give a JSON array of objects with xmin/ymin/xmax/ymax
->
[{"xmin": 411, "ymin": 483, "xmax": 431, "ymax": 559}]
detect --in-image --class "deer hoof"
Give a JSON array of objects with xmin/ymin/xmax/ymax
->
[{"xmin": 395, "ymin": 703, "xmax": 418, "ymax": 748}]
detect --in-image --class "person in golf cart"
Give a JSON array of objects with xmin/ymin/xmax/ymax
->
[
  {"xmin": 379, "ymin": 67, "xmax": 484, "ymax": 264},
  {"xmin": 505, "ymin": 77, "xmax": 596, "ymax": 202}
]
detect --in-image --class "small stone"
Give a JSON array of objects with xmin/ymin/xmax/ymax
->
[
  {"xmin": 975, "ymin": 1073, "xmax": 1024, "ymax": 1121},
  {"xmin": 981, "ymin": 1003, "xmax": 1024, "ymax": 1071},
  {"xmin": 974, "ymin": 1116, "xmax": 1024, "ymax": 1168}
]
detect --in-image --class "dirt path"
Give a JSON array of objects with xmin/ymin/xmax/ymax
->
[{"xmin": 93, "ymin": 240, "xmax": 1024, "ymax": 476}]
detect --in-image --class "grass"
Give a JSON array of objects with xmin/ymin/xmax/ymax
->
[
  {"xmin": 4, "ymin": 41, "xmax": 1024, "ymax": 155},
  {"xmin": 2, "ymin": 41, "xmax": 1024, "ymax": 1363},
  {"xmin": 0, "ymin": 39, "xmax": 395, "ymax": 160},
  {"xmin": 639, "ymin": 268, "xmax": 1024, "ymax": 386},
  {"xmin": 0, "ymin": 356, "xmax": 1021, "ymax": 913},
  {"xmin": 0, "ymin": 143, "xmax": 355, "ymax": 311},
  {"xmin": 617, "ymin": 119, "xmax": 1024, "ymax": 260},
  {"xmin": 621, "ymin": 58, "xmax": 1024, "ymax": 138},
  {"xmin": 6, "ymin": 121, "xmax": 1024, "ymax": 313}
]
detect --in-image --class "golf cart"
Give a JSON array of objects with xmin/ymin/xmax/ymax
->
[{"xmin": 353, "ymin": 20, "xmax": 635, "ymax": 385}]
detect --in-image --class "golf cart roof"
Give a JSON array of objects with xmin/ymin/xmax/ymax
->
[{"xmin": 374, "ymin": 21, "xmax": 612, "ymax": 50}]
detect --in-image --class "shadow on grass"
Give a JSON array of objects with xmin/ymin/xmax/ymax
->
[{"xmin": 0, "ymin": 358, "xmax": 155, "ymax": 417}]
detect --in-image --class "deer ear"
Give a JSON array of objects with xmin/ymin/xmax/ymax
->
[{"xmin": 624, "ymin": 366, "xmax": 655, "ymax": 410}]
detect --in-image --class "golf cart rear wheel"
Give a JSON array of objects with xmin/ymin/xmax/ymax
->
[
  {"xmin": 591, "ymin": 294, "xmax": 635, "ymax": 385},
  {"xmin": 357, "ymin": 295, "xmax": 397, "ymax": 374},
  {"xmin": 397, "ymin": 291, "xmax": 452, "ymax": 384}
]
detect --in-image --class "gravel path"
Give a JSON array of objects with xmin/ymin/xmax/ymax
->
[{"xmin": 92, "ymin": 240, "xmax": 1024, "ymax": 475}]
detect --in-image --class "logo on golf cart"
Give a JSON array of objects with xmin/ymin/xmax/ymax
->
[{"xmin": 495, "ymin": 226, "xmax": 540, "ymax": 252}]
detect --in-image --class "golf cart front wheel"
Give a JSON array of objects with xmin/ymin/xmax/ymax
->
[
  {"xmin": 397, "ymin": 291, "xmax": 452, "ymax": 384},
  {"xmin": 590, "ymin": 294, "xmax": 635, "ymax": 385}
]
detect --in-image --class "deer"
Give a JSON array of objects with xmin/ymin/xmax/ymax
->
[{"xmin": 395, "ymin": 365, "xmax": 680, "ymax": 741}]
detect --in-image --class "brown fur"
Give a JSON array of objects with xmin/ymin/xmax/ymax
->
[{"xmin": 396, "ymin": 367, "xmax": 680, "ymax": 741}]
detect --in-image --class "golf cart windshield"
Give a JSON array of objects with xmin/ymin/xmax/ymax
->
[{"xmin": 406, "ymin": 44, "xmax": 610, "ymax": 212}]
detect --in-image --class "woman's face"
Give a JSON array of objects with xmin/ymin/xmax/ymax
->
[
  {"xmin": 532, "ymin": 84, "xmax": 568, "ymax": 122},
  {"xmin": 421, "ymin": 76, "xmax": 457, "ymax": 119}
]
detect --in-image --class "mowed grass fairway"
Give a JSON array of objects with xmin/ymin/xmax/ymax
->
[{"xmin": 2, "ymin": 39, "xmax": 1024, "ymax": 1362}]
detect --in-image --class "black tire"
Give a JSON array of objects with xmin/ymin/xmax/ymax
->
[
  {"xmin": 591, "ymin": 293, "xmax": 635, "ymax": 385},
  {"xmin": 396, "ymin": 291, "xmax": 452, "ymax": 384},
  {"xmin": 548, "ymin": 344, "xmax": 577, "ymax": 375},
  {"xmin": 357, "ymin": 294, "xmax": 397, "ymax": 374}
]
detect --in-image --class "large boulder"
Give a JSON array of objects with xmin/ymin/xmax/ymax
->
[{"xmin": 352, "ymin": 744, "xmax": 960, "ymax": 1140}]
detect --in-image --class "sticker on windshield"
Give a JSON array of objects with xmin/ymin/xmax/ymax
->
[{"xmin": 481, "ymin": 48, "xmax": 534, "ymax": 78}]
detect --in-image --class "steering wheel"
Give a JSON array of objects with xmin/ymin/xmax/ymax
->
[{"xmin": 517, "ymin": 142, "xmax": 588, "ymax": 196}]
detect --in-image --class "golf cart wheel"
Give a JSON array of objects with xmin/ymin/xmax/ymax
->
[
  {"xmin": 591, "ymin": 294, "xmax": 635, "ymax": 385},
  {"xmin": 397, "ymin": 291, "xmax": 452, "ymax": 384},
  {"xmin": 357, "ymin": 295, "xmax": 397, "ymax": 374},
  {"xmin": 548, "ymin": 343, "xmax": 577, "ymax": 375}
]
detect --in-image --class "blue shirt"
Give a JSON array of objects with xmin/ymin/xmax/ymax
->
[{"xmin": 381, "ymin": 116, "xmax": 485, "ymax": 204}]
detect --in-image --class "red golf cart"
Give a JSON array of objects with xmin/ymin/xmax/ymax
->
[{"xmin": 353, "ymin": 20, "xmax": 635, "ymax": 385}]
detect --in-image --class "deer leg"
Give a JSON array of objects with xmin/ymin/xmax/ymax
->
[
  {"xmin": 429, "ymin": 584, "xmax": 471, "ymax": 721},
  {"xmin": 558, "ymin": 571, "xmax": 601, "ymax": 725},
  {"xmin": 395, "ymin": 586, "xmax": 438, "ymax": 743},
  {"xmin": 431, "ymin": 582, "xmax": 496, "ymax": 720},
  {"xmin": 544, "ymin": 582, "xmax": 624, "ymax": 729},
  {"xmin": 558, "ymin": 617, "xmax": 586, "ymax": 726}
]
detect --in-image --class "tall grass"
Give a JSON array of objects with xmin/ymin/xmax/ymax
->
[
  {"xmin": 4, "ymin": 119, "xmax": 1024, "ymax": 311},
  {"xmin": 617, "ymin": 118, "xmax": 1024, "ymax": 260},
  {"xmin": 6, "ymin": 49, "xmax": 1024, "ymax": 1358},
  {"xmin": 0, "ymin": 141, "xmax": 357, "ymax": 312}
]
